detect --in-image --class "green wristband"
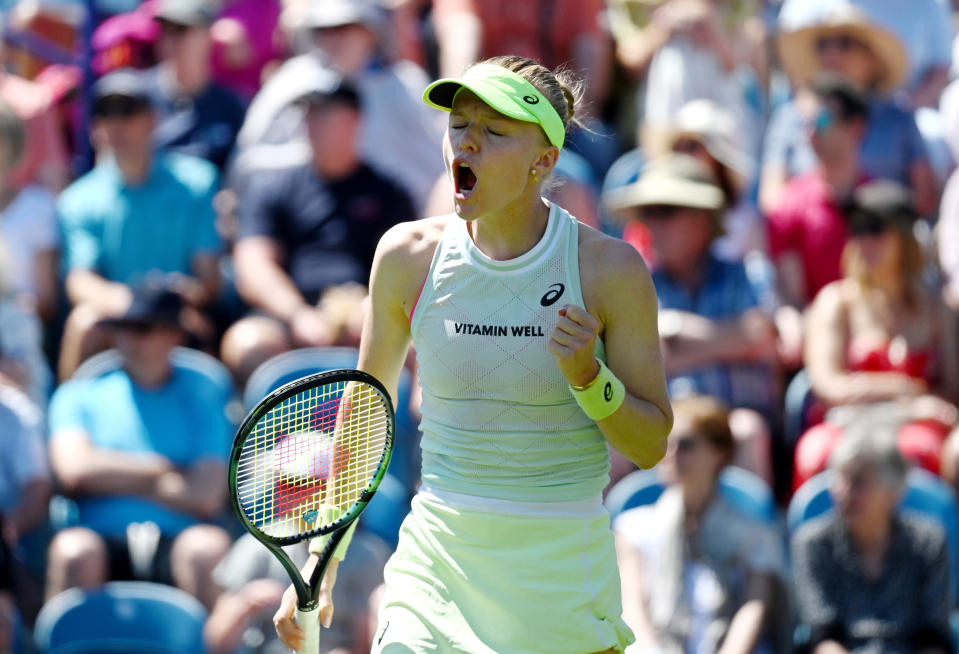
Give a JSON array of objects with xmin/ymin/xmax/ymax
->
[{"xmin": 568, "ymin": 359, "xmax": 625, "ymax": 421}]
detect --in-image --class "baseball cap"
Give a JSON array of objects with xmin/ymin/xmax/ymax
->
[
  {"xmin": 154, "ymin": 0, "xmax": 216, "ymax": 27},
  {"xmin": 91, "ymin": 68, "xmax": 153, "ymax": 116},
  {"xmin": 303, "ymin": 0, "xmax": 385, "ymax": 32},
  {"xmin": 100, "ymin": 282, "xmax": 185, "ymax": 331}
]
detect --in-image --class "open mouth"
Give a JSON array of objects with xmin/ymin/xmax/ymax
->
[{"xmin": 453, "ymin": 162, "xmax": 477, "ymax": 198}]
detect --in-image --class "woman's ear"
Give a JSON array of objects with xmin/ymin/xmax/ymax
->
[{"xmin": 534, "ymin": 145, "xmax": 560, "ymax": 177}]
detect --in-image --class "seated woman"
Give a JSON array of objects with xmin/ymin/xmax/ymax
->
[
  {"xmin": 793, "ymin": 180, "xmax": 959, "ymax": 491},
  {"xmin": 791, "ymin": 424, "xmax": 952, "ymax": 654},
  {"xmin": 613, "ymin": 394, "xmax": 786, "ymax": 654}
]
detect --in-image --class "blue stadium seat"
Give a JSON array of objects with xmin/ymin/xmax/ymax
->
[
  {"xmin": 33, "ymin": 581, "xmax": 208, "ymax": 654},
  {"xmin": 787, "ymin": 467, "xmax": 959, "ymax": 601},
  {"xmin": 606, "ymin": 466, "xmax": 778, "ymax": 524}
]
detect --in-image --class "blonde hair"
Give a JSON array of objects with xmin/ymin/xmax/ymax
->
[
  {"xmin": 478, "ymin": 55, "xmax": 585, "ymax": 139},
  {"xmin": 841, "ymin": 223, "xmax": 923, "ymax": 309}
]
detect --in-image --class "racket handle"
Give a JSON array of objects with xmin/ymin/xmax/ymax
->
[{"xmin": 295, "ymin": 605, "xmax": 321, "ymax": 654}]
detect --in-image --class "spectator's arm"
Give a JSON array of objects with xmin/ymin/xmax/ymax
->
[
  {"xmin": 432, "ymin": 0, "xmax": 483, "ymax": 77},
  {"xmin": 614, "ymin": 12, "xmax": 672, "ymax": 78},
  {"xmin": 614, "ymin": 531, "xmax": 662, "ymax": 651},
  {"xmin": 204, "ymin": 578, "xmax": 286, "ymax": 654},
  {"xmin": 64, "ymin": 269, "xmax": 132, "ymax": 315},
  {"xmin": 773, "ymin": 251, "xmax": 807, "ymax": 310},
  {"xmin": 233, "ymin": 236, "xmax": 309, "ymax": 320},
  {"xmin": 659, "ymin": 307, "xmax": 777, "ymax": 374},
  {"xmin": 151, "ymin": 459, "xmax": 227, "ymax": 520},
  {"xmin": 181, "ymin": 253, "xmax": 221, "ymax": 307},
  {"xmin": 717, "ymin": 571, "xmax": 776, "ymax": 654},
  {"xmin": 49, "ymin": 427, "xmax": 174, "ymax": 496}
]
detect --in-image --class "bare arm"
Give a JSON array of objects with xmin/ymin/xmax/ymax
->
[
  {"xmin": 274, "ymin": 219, "xmax": 439, "ymax": 649},
  {"xmin": 552, "ymin": 229, "xmax": 672, "ymax": 469},
  {"xmin": 65, "ymin": 269, "xmax": 132, "ymax": 315},
  {"xmin": 233, "ymin": 237, "xmax": 306, "ymax": 320},
  {"xmin": 614, "ymin": 531, "xmax": 661, "ymax": 649},
  {"xmin": 151, "ymin": 459, "xmax": 227, "ymax": 520},
  {"xmin": 433, "ymin": 3, "xmax": 482, "ymax": 78},
  {"xmin": 659, "ymin": 308, "xmax": 778, "ymax": 375},
  {"xmin": 33, "ymin": 248, "xmax": 59, "ymax": 321},
  {"xmin": 716, "ymin": 572, "xmax": 777, "ymax": 654},
  {"xmin": 50, "ymin": 427, "xmax": 174, "ymax": 496}
]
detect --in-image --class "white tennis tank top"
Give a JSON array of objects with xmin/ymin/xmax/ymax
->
[{"xmin": 410, "ymin": 202, "xmax": 611, "ymax": 502}]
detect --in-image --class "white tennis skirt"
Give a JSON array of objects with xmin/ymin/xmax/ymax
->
[{"xmin": 369, "ymin": 487, "xmax": 634, "ymax": 653}]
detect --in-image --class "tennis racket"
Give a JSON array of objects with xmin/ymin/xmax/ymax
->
[{"xmin": 229, "ymin": 369, "xmax": 394, "ymax": 654}]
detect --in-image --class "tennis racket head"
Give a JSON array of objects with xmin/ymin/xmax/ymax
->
[{"xmin": 229, "ymin": 369, "xmax": 394, "ymax": 547}]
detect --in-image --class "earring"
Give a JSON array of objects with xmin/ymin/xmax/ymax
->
[{"xmin": 530, "ymin": 168, "xmax": 538, "ymax": 179}]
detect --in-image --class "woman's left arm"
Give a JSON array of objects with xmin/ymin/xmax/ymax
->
[{"xmin": 548, "ymin": 228, "xmax": 672, "ymax": 469}]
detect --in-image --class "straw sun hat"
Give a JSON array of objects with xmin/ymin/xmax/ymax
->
[{"xmin": 777, "ymin": 3, "xmax": 909, "ymax": 94}]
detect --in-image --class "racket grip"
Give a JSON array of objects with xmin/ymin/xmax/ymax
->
[{"xmin": 295, "ymin": 605, "xmax": 321, "ymax": 654}]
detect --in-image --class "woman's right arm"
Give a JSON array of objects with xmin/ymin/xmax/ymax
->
[{"xmin": 273, "ymin": 218, "xmax": 440, "ymax": 648}]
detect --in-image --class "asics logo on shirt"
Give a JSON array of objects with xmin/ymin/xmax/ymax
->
[{"xmin": 540, "ymin": 283, "xmax": 565, "ymax": 306}]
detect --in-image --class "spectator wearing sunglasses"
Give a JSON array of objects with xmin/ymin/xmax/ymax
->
[
  {"xmin": 760, "ymin": 3, "xmax": 937, "ymax": 217},
  {"xmin": 614, "ymin": 394, "xmax": 787, "ymax": 654},
  {"xmin": 56, "ymin": 69, "xmax": 223, "ymax": 380},
  {"xmin": 604, "ymin": 153, "xmax": 780, "ymax": 489},
  {"xmin": 793, "ymin": 179, "xmax": 959, "ymax": 491}
]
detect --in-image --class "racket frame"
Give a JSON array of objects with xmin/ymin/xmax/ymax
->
[{"xmin": 228, "ymin": 369, "xmax": 394, "ymax": 610}]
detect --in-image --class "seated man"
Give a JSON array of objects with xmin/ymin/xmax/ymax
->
[
  {"xmin": 45, "ymin": 282, "xmax": 232, "ymax": 609},
  {"xmin": 791, "ymin": 423, "xmax": 953, "ymax": 654},
  {"xmin": 220, "ymin": 71, "xmax": 413, "ymax": 385},
  {"xmin": 57, "ymin": 68, "xmax": 223, "ymax": 380},
  {"xmin": 605, "ymin": 153, "xmax": 781, "ymax": 488}
]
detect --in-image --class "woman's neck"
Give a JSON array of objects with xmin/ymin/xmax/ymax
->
[{"xmin": 467, "ymin": 196, "xmax": 551, "ymax": 261}]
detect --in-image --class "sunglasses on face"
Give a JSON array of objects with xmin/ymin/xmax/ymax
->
[
  {"xmin": 93, "ymin": 96, "xmax": 150, "ymax": 119},
  {"xmin": 803, "ymin": 108, "xmax": 836, "ymax": 135},
  {"xmin": 672, "ymin": 138, "xmax": 707, "ymax": 156},
  {"xmin": 847, "ymin": 211, "xmax": 893, "ymax": 237},
  {"xmin": 158, "ymin": 20, "xmax": 193, "ymax": 37},
  {"xmin": 641, "ymin": 205, "xmax": 683, "ymax": 220},
  {"xmin": 673, "ymin": 436, "xmax": 702, "ymax": 455},
  {"xmin": 815, "ymin": 34, "xmax": 867, "ymax": 55}
]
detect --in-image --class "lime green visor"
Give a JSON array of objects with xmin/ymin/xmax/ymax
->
[{"xmin": 423, "ymin": 63, "xmax": 566, "ymax": 149}]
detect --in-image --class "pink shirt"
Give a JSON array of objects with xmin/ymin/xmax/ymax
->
[
  {"xmin": 0, "ymin": 74, "xmax": 68, "ymax": 191},
  {"xmin": 766, "ymin": 172, "xmax": 866, "ymax": 304}
]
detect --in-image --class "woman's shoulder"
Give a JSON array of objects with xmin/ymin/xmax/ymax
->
[
  {"xmin": 577, "ymin": 222, "xmax": 651, "ymax": 278},
  {"xmin": 373, "ymin": 215, "xmax": 451, "ymax": 277}
]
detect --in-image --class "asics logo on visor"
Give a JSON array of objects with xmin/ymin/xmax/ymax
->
[{"xmin": 523, "ymin": 95, "xmax": 540, "ymax": 105}]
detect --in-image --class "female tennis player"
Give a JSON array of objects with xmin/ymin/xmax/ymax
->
[{"xmin": 274, "ymin": 54, "xmax": 673, "ymax": 654}]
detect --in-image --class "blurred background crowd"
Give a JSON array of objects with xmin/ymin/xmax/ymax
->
[{"xmin": 1, "ymin": 0, "xmax": 959, "ymax": 652}]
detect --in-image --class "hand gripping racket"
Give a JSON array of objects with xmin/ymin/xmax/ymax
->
[{"xmin": 229, "ymin": 369, "xmax": 394, "ymax": 654}]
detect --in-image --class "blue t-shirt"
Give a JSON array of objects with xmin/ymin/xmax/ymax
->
[
  {"xmin": 653, "ymin": 254, "xmax": 777, "ymax": 417},
  {"xmin": 48, "ymin": 367, "xmax": 231, "ymax": 538},
  {"xmin": 762, "ymin": 97, "xmax": 927, "ymax": 185},
  {"xmin": 58, "ymin": 152, "xmax": 222, "ymax": 286}
]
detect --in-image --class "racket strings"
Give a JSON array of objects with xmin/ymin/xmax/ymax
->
[{"xmin": 235, "ymin": 381, "xmax": 390, "ymax": 540}]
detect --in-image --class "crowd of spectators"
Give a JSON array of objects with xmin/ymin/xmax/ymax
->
[{"xmin": 0, "ymin": 0, "xmax": 958, "ymax": 652}]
